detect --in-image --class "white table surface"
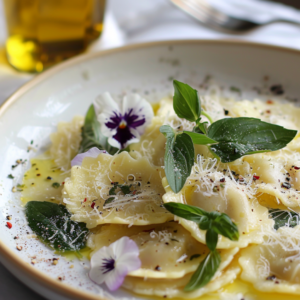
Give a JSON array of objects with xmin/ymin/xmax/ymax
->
[{"xmin": 1, "ymin": 0, "xmax": 300, "ymax": 299}]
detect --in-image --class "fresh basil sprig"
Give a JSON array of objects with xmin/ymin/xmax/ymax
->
[
  {"xmin": 160, "ymin": 125, "xmax": 194, "ymax": 193},
  {"xmin": 79, "ymin": 104, "xmax": 119, "ymax": 155},
  {"xmin": 184, "ymin": 250, "xmax": 221, "ymax": 291},
  {"xmin": 207, "ymin": 118, "xmax": 297, "ymax": 163},
  {"xmin": 173, "ymin": 80, "xmax": 201, "ymax": 122},
  {"xmin": 184, "ymin": 131, "xmax": 217, "ymax": 145},
  {"xmin": 164, "ymin": 203, "xmax": 239, "ymax": 248},
  {"xmin": 164, "ymin": 202, "xmax": 239, "ymax": 291},
  {"xmin": 161, "ymin": 80, "xmax": 297, "ymax": 193},
  {"xmin": 25, "ymin": 201, "xmax": 89, "ymax": 252},
  {"xmin": 269, "ymin": 209, "xmax": 300, "ymax": 230}
]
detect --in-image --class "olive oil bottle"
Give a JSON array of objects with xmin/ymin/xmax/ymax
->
[{"xmin": 3, "ymin": 0, "xmax": 105, "ymax": 72}]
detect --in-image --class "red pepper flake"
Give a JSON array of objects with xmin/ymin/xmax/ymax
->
[
  {"xmin": 253, "ymin": 175, "xmax": 260, "ymax": 180},
  {"xmin": 266, "ymin": 110, "xmax": 271, "ymax": 114},
  {"xmin": 83, "ymin": 198, "xmax": 87, "ymax": 203},
  {"xmin": 132, "ymin": 190, "xmax": 137, "ymax": 195},
  {"xmin": 62, "ymin": 182, "xmax": 65, "ymax": 185},
  {"xmin": 266, "ymin": 100, "xmax": 273, "ymax": 104},
  {"xmin": 91, "ymin": 202, "xmax": 96, "ymax": 209},
  {"xmin": 294, "ymin": 166, "xmax": 300, "ymax": 170},
  {"xmin": 220, "ymin": 178, "xmax": 225, "ymax": 182},
  {"xmin": 6, "ymin": 222, "xmax": 12, "ymax": 229}
]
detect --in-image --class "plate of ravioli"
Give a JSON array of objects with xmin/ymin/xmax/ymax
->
[{"xmin": 2, "ymin": 40, "xmax": 300, "ymax": 300}]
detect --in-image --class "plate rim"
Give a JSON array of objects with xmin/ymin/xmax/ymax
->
[{"xmin": 1, "ymin": 39, "xmax": 300, "ymax": 300}]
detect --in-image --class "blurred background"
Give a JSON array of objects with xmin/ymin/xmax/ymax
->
[
  {"xmin": 1, "ymin": 0, "xmax": 300, "ymax": 101},
  {"xmin": 0, "ymin": 0, "xmax": 300, "ymax": 299}
]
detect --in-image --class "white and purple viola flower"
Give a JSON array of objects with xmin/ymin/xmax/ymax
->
[
  {"xmin": 89, "ymin": 236, "xmax": 141, "ymax": 291},
  {"xmin": 94, "ymin": 92, "xmax": 153, "ymax": 149},
  {"xmin": 71, "ymin": 147, "xmax": 107, "ymax": 167}
]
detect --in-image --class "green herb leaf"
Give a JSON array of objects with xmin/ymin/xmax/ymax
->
[
  {"xmin": 52, "ymin": 182, "xmax": 60, "ymax": 188},
  {"xmin": 190, "ymin": 254, "xmax": 201, "ymax": 261},
  {"xmin": 173, "ymin": 80, "xmax": 201, "ymax": 122},
  {"xmin": 194, "ymin": 121, "xmax": 209, "ymax": 135},
  {"xmin": 79, "ymin": 105, "xmax": 118, "ymax": 155},
  {"xmin": 120, "ymin": 185, "xmax": 132, "ymax": 195},
  {"xmin": 198, "ymin": 216, "xmax": 211, "ymax": 230},
  {"xmin": 109, "ymin": 184, "xmax": 132, "ymax": 196},
  {"xmin": 7, "ymin": 174, "xmax": 14, "ymax": 179},
  {"xmin": 207, "ymin": 117, "xmax": 297, "ymax": 163},
  {"xmin": 109, "ymin": 185, "xmax": 118, "ymax": 195},
  {"xmin": 104, "ymin": 197, "xmax": 115, "ymax": 206},
  {"xmin": 25, "ymin": 201, "xmax": 89, "ymax": 252},
  {"xmin": 269, "ymin": 209, "xmax": 300, "ymax": 230},
  {"xmin": 185, "ymin": 251, "xmax": 221, "ymax": 291},
  {"xmin": 184, "ymin": 131, "xmax": 217, "ymax": 145},
  {"xmin": 212, "ymin": 213, "xmax": 239, "ymax": 241},
  {"xmin": 206, "ymin": 228, "xmax": 218, "ymax": 251},
  {"xmin": 163, "ymin": 202, "xmax": 208, "ymax": 223},
  {"xmin": 160, "ymin": 126, "xmax": 194, "ymax": 193}
]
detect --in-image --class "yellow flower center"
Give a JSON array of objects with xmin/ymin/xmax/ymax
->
[{"xmin": 119, "ymin": 120, "xmax": 127, "ymax": 129}]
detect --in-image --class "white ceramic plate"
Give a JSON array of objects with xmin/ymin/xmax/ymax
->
[{"xmin": 1, "ymin": 40, "xmax": 300, "ymax": 300}]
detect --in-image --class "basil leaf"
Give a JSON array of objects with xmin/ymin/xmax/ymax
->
[
  {"xmin": 190, "ymin": 254, "xmax": 201, "ymax": 260},
  {"xmin": 79, "ymin": 105, "xmax": 118, "ymax": 155},
  {"xmin": 173, "ymin": 80, "xmax": 201, "ymax": 122},
  {"xmin": 120, "ymin": 185, "xmax": 132, "ymax": 195},
  {"xmin": 206, "ymin": 228, "xmax": 218, "ymax": 251},
  {"xmin": 198, "ymin": 216, "xmax": 211, "ymax": 230},
  {"xmin": 269, "ymin": 209, "xmax": 300, "ymax": 230},
  {"xmin": 184, "ymin": 131, "xmax": 217, "ymax": 145},
  {"xmin": 198, "ymin": 122, "xmax": 209, "ymax": 135},
  {"xmin": 25, "ymin": 201, "xmax": 89, "ymax": 252},
  {"xmin": 184, "ymin": 250, "xmax": 221, "ymax": 291},
  {"xmin": 163, "ymin": 202, "xmax": 209, "ymax": 223},
  {"xmin": 109, "ymin": 185, "xmax": 118, "ymax": 195},
  {"xmin": 207, "ymin": 117, "xmax": 297, "ymax": 163},
  {"xmin": 160, "ymin": 124, "xmax": 176, "ymax": 139},
  {"xmin": 104, "ymin": 197, "xmax": 115, "ymax": 206},
  {"xmin": 109, "ymin": 184, "xmax": 132, "ymax": 196},
  {"xmin": 212, "ymin": 213, "xmax": 239, "ymax": 241},
  {"xmin": 160, "ymin": 126, "xmax": 194, "ymax": 193}
]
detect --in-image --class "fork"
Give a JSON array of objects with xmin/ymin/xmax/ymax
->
[{"xmin": 170, "ymin": 0, "xmax": 300, "ymax": 31}]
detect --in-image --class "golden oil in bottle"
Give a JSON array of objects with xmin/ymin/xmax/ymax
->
[{"xmin": 3, "ymin": 0, "xmax": 105, "ymax": 73}]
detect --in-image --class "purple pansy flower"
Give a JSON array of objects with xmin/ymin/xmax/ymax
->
[
  {"xmin": 94, "ymin": 93, "xmax": 153, "ymax": 149},
  {"xmin": 89, "ymin": 237, "xmax": 141, "ymax": 291},
  {"xmin": 71, "ymin": 147, "xmax": 107, "ymax": 167}
]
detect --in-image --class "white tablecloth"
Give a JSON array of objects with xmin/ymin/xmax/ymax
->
[{"xmin": 1, "ymin": 0, "xmax": 300, "ymax": 299}]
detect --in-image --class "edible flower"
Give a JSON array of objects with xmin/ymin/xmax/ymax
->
[
  {"xmin": 94, "ymin": 92, "xmax": 153, "ymax": 149},
  {"xmin": 71, "ymin": 147, "xmax": 106, "ymax": 167},
  {"xmin": 89, "ymin": 236, "xmax": 141, "ymax": 291}
]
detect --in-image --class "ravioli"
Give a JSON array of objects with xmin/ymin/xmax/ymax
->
[
  {"xmin": 50, "ymin": 116, "xmax": 84, "ymax": 171},
  {"xmin": 129, "ymin": 116, "xmax": 166, "ymax": 166},
  {"xmin": 122, "ymin": 249, "xmax": 240, "ymax": 298},
  {"xmin": 32, "ymin": 87, "xmax": 300, "ymax": 299},
  {"xmin": 239, "ymin": 225, "xmax": 300, "ymax": 295},
  {"xmin": 223, "ymin": 98, "xmax": 300, "ymax": 131},
  {"xmin": 162, "ymin": 157, "xmax": 274, "ymax": 249},
  {"xmin": 63, "ymin": 151, "xmax": 172, "ymax": 228},
  {"xmin": 88, "ymin": 222, "xmax": 210, "ymax": 279}
]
